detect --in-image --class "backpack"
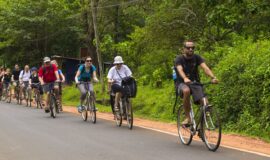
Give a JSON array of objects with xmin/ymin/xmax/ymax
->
[
  {"xmin": 42, "ymin": 64, "xmax": 53, "ymax": 74},
  {"xmin": 121, "ymin": 77, "xmax": 137, "ymax": 98},
  {"xmin": 81, "ymin": 64, "xmax": 93, "ymax": 74}
]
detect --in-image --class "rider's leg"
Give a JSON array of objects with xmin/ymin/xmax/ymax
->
[
  {"xmin": 111, "ymin": 84, "xmax": 122, "ymax": 111},
  {"xmin": 77, "ymin": 83, "xmax": 87, "ymax": 105},
  {"xmin": 180, "ymin": 84, "xmax": 191, "ymax": 124}
]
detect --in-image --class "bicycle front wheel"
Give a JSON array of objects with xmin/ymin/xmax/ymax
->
[
  {"xmin": 89, "ymin": 96, "xmax": 96, "ymax": 124},
  {"xmin": 126, "ymin": 99, "xmax": 133, "ymax": 130},
  {"xmin": 177, "ymin": 105, "xmax": 193, "ymax": 145},
  {"xmin": 50, "ymin": 96, "xmax": 56, "ymax": 118},
  {"xmin": 202, "ymin": 105, "xmax": 221, "ymax": 152}
]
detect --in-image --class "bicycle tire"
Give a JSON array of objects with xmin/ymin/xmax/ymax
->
[
  {"xmin": 177, "ymin": 105, "xmax": 193, "ymax": 145},
  {"xmin": 50, "ymin": 96, "xmax": 56, "ymax": 118},
  {"xmin": 202, "ymin": 105, "xmax": 221, "ymax": 152},
  {"xmin": 81, "ymin": 95, "xmax": 89, "ymax": 121},
  {"xmin": 126, "ymin": 98, "xmax": 133, "ymax": 130},
  {"xmin": 28, "ymin": 89, "xmax": 32, "ymax": 107},
  {"xmin": 89, "ymin": 95, "xmax": 96, "ymax": 124},
  {"xmin": 7, "ymin": 88, "xmax": 11, "ymax": 103}
]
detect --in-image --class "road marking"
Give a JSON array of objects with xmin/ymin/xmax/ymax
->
[
  {"xmin": 62, "ymin": 109, "xmax": 270, "ymax": 158},
  {"xmin": 134, "ymin": 125, "xmax": 270, "ymax": 158}
]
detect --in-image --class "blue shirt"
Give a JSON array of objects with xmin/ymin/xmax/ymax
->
[{"xmin": 78, "ymin": 64, "xmax": 96, "ymax": 82}]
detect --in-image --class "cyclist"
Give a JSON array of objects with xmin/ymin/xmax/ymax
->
[
  {"xmin": 75, "ymin": 56, "xmax": 99, "ymax": 113},
  {"xmin": 38, "ymin": 57, "xmax": 60, "ymax": 113},
  {"xmin": 107, "ymin": 56, "xmax": 132, "ymax": 113},
  {"xmin": 174, "ymin": 40, "xmax": 218, "ymax": 125},
  {"xmin": 1, "ymin": 68, "xmax": 12, "ymax": 101},
  {"xmin": 11, "ymin": 64, "xmax": 21, "ymax": 98},
  {"xmin": 51, "ymin": 60, "xmax": 65, "ymax": 111},
  {"xmin": 19, "ymin": 65, "xmax": 31, "ymax": 102},
  {"xmin": 29, "ymin": 67, "xmax": 44, "ymax": 107},
  {"xmin": 0, "ymin": 67, "xmax": 4, "ymax": 98}
]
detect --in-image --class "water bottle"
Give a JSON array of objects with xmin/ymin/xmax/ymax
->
[{"xmin": 172, "ymin": 67, "xmax": 177, "ymax": 80}]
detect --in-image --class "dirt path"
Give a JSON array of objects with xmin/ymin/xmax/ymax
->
[{"xmin": 63, "ymin": 106, "xmax": 270, "ymax": 156}]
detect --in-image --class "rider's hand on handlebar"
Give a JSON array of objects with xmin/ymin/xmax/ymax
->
[
  {"xmin": 93, "ymin": 77, "xmax": 99, "ymax": 83},
  {"xmin": 184, "ymin": 77, "xmax": 191, "ymax": 84},
  {"xmin": 211, "ymin": 77, "xmax": 219, "ymax": 84}
]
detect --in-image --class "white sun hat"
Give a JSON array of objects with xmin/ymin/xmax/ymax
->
[
  {"xmin": 43, "ymin": 57, "xmax": 51, "ymax": 63},
  {"xmin": 113, "ymin": 56, "xmax": 124, "ymax": 64}
]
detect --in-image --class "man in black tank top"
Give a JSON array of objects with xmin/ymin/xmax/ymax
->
[{"xmin": 174, "ymin": 40, "xmax": 218, "ymax": 125}]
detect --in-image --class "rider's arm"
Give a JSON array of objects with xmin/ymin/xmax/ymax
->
[
  {"xmin": 200, "ymin": 63, "xmax": 216, "ymax": 79},
  {"xmin": 54, "ymin": 70, "xmax": 60, "ymax": 82},
  {"xmin": 92, "ymin": 71, "xmax": 99, "ymax": 82},
  {"xmin": 11, "ymin": 75, "xmax": 14, "ymax": 82},
  {"xmin": 75, "ymin": 70, "xmax": 81, "ymax": 84},
  {"xmin": 60, "ymin": 73, "xmax": 65, "ymax": 82},
  {"xmin": 176, "ymin": 65, "xmax": 191, "ymax": 83},
  {"xmin": 19, "ymin": 71, "xmax": 23, "ymax": 83}
]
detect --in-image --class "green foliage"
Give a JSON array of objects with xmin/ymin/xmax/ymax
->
[{"xmin": 208, "ymin": 39, "xmax": 270, "ymax": 141}]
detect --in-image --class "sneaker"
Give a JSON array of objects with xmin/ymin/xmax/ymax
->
[
  {"xmin": 44, "ymin": 107, "xmax": 50, "ymax": 113},
  {"xmin": 77, "ymin": 105, "xmax": 84, "ymax": 113}
]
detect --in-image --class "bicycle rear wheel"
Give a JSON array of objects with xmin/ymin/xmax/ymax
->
[
  {"xmin": 126, "ymin": 99, "xmax": 133, "ymax": 130},
  {"xmin": 202, "ymin": 105, "xmax": 221, "ymax": 151},
  {"xmin": 177, "ymin": 105, "xmax": 193, "ymax": 145},
  {"xmin": 89, "ymin": 95, "xmax": 96, "ymax": 124}
]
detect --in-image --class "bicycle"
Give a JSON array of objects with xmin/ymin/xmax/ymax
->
[
  {"xmin": 13, "ymin": 81, "xmax": 21, "ymax": 104},
  {"xmin": 43, "ymin": 82, "xmax": 59, "ymax": 118},
  {"xmin": 79, "ymin": 82, "xmax": 97, "ymax": 124},
  {"xmin": 111, "ymin": 92, "xmax": 133, "ymax": 129},
  {"xmin": 175, "ymin": 82, "xmax": 221, "ymax": 151},
  {"xmin": 25, "ymin": 85, "xmax": 32, "ymax": 107},
  {"xmin": 2, "ymin": 83, "xmax": 11, "ymax": 103},
  {"xmin": 32, "ymin": 83, "xmax": 42, "ymax": 109}
]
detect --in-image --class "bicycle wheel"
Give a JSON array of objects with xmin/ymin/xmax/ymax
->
[
  {"xmin": 81, "ymin": 96, "xmax": 88, "ymax": 121},
  {"xmin": 16, "ymin": 87, "xmax": 20, "ymax": 104},
  {"xmin": 89, "ymin": 95, "xmax": 96, "ymax": 124},
  {"xmin": 177, "ymin": 105, "xmax": 193, "ymax": 145},
  {"xmin": 7, "ymin": 88, "xmax": 11, "ymax": 103},
  {"xmin": 50, "ymin": 96, "xmax": 56, "ymax": 118},
  {"xmin": 28, "ymin": 89, "xmax": 32, "ymax": 107},
  {"xmin": 126, "ymin": 98, "xmax": 133, "ymax": 130},
  {"xmin": 202, "ymin": 105, "xmax": 221, "ymax": 151}
]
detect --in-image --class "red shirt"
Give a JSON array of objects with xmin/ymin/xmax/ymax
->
[{"xmin": 38, "ymin": 64, "xmax": 58, "ymax": 83}]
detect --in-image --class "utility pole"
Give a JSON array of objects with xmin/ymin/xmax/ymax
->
[{"xmin": 91, "ymin": 0, "xmax": 105, "ymax": 93}]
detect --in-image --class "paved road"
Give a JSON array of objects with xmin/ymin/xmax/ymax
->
[{"xmin": 0, "ymin": 102, "xmax": 269, "ymax": 160}]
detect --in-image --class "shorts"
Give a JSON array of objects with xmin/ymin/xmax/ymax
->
[
  {"xmin": 42, "ymin": 82, "xmax": 59, "ymax": 94},
  {"xmin": 177, "ymin": 83, "xmax": 205, "ymax": 103},
  {"xmin": 31, "ymin": 83, "xmax": 43, "ymax": 95},
  {"xmin": 111, "ymin": 84, "xmax": 124, "ymax": 94}
]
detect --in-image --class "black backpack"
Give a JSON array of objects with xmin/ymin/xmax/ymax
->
[{"xmin": 121, "ymin": 77, "xmax": 137, "ymax": 98}]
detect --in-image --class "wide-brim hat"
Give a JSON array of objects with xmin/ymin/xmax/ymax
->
[
  {"xmin": 43, "ymin": 57, "xmax": 51, "ymax": 63},
  {"xmin": 113, "ymin": 56, "xmax": 124, "ymax": 64}
]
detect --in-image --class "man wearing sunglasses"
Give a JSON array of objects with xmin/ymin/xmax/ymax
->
[
  {"xmin": 75, "ymin": 56, "xmax": 99, "ymax": 113},
  {"xmin": 174, "ymin": 40, "xmax": 218, "ymax": 125}
]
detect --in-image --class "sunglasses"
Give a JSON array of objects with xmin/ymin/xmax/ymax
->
[
  {"xmin": 184, "ymin": 46, "xmax": 195, "ymax": 50},
  {"xmin": 86, "ymin": 60, "xmax": 92, "ymax": 62}
]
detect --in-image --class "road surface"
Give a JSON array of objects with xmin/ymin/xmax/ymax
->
[{"xmin": 0, "ymin": 102, "xmax": 269, "ymax": 160}]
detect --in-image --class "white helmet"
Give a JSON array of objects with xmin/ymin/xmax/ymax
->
[{"xmin": 113, "ymin": 56, "xmax": 124, "ymax": 64}]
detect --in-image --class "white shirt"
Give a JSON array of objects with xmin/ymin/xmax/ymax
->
[
  {"xmin": 19, "ymin": 70, "xmax": 31, "ymax": 82},
  {"xmin": 107, "ymin": 65, "xmax": 132, "ymax": 85}
]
